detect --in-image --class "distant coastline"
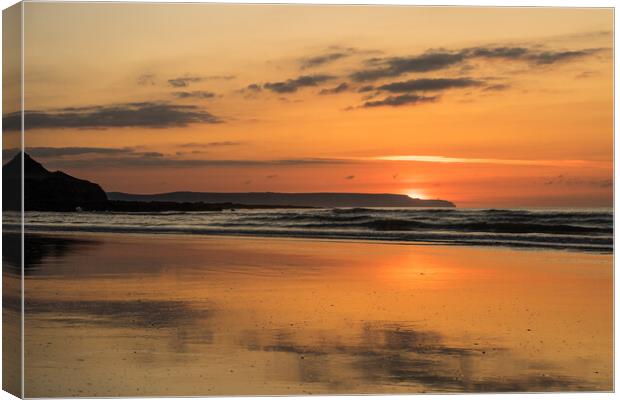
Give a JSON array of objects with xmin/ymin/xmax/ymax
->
[
  {"xmin": 107, "ymin": 191, "xmax": 456, "ymax": 209},
  {"xmin": 3, "ymin": 153, "xmax": 455, "ymax": 211}
]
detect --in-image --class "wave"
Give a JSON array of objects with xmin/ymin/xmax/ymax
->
[{"xmin": 7, "ymin": 208, "xmax": 612, "ymax": 253}]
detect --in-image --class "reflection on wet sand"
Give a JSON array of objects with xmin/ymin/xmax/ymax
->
[
  {"xmin": 15, "ymin": 232, "xmax": 612, "ymax": 396},
  {"xmin": 2, "ymin": 231, "xmax": 22, "ymax": 396},
  {"xmin": 239, "ymin": 322, "xmax": 593, "ymax": 392},
  {"xmin": 4, "ymin": 232, "xmax": 99, "ymax": 275}
]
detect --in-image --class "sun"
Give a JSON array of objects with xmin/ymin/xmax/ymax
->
[{"xmin": 405, "ymin": 190, "xmax": 426, "ymax": 199}]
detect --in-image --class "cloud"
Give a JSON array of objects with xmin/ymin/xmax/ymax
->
[
  {"xmin": 169, "ymin": 75, "xmax": 235, "ymax": 87},
  {"xmin": 180, "ymin": 141, "xmax": 243, "ymax": 148},
  {"xmin": 299, "ymin": 46, "xmax": 380, "ymax": 69},
  {"xmin": 362, "ymin": 94, "xmax": 437, "ymax": 108},
  {"xmin": 466, "ymin": 46, "xmax": 604, "ymax": 65},
  {"xmin": 262, "ymin": 74, "xmax": 335, "ymax": 93},
  {"xmin": 377, "ymin": 78, "xmax": 483, "ymax": 93},
  {"xmin": 544, "ymin": 175, "xmax": 612, "ymax": 187},
  {"xmin": 466, "ymin": 46, "xmax": 529, "ymax": 59},
  {"xmin": 301, "ymin": 52, "xmax": 348, "ymax": 69},
  {"xmin": 245, "ymin": 84, "xmax": 262, "ymax": 92},
  {"xmin": 237, "ymin": 84, "xmax": 263, "ymax": 98},
  {"xmin": 137, "ymin": 74, "xmax": 156, "ymax": 86},
  {"xmin": 527, "ymin": 49, "xmax": 603, "ymax": 64},
  {"xmin": 575, "ymin": 71, "xmax": 596, "ymax": 79},
  {"xmin": 45, "ymin": 156, "xmax": 351, "ymax": 169},
  {"xmin": 482, "ymin": 83, "xmax": 511, "ymax": 92},
  {"xmin": 319, "ymin": 82, "xmax": 350, "ymax": 95},
  {"xmin": 345, "ymin": 175, "xmax": 355, "ymax": 180},
  {"xmin": 3, "ymin": 147, "xmax": 134, "ymax": 159},
  {"xmin": 371, "ymin": 155, "xmax": 607, "ymax": 168},
  {"xmin": 351, "ymin": 52, "xmax": 466, "ymax": 82},
  {"xmin": 168, "ymin": 76, "xmax": 205, "ymax": 87},
  {"xmin": 3, "ymin": 101, "xmax": 222, "ymax": 130},
  {"xmin": 172, "ymin": 91, "xmax": 217, "ymax": 99},
  {"xmin": 357, "ymin": 85, "xmax": 375, "ymax": 92},
  {"xmin": 350, "ymin": 46, "xmax": 604, "ymax": 82},
  {"xmin": 204, "ymin": 75, "xmax": 236, "ymax": 80},
  {"xmin": 139, "ymin": 151, "xmax": 164, "ymax": 158}
]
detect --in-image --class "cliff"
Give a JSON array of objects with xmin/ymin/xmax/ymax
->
[{"xmin": 3, "ymin": 153, "xmax": 108, "ymax": 211}]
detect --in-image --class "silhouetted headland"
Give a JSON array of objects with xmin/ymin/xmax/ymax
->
[
  {"xmin": 4, "ymin": 152, "xmax": 107, "ymax": 211},
  {"xmin": 3, "ymin": 153, "xmax": 455, "ymax": 211},
  {"xmin": 108, "ymin": 192, "xmax": 455, "ymax": 208}
]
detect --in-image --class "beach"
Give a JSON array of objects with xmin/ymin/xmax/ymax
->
[{"xmin": 7, "ymin": 231, "xmax": 612, "ymax": 396}]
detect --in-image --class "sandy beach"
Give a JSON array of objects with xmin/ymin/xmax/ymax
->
[{"xmin": 3, "ymin": 231, "xmax": 610, "ymax": 396}]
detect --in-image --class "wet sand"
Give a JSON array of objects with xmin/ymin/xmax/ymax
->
[{"xmin": 6, "ymin": 232, "xmax": 612, "ymax": 396}]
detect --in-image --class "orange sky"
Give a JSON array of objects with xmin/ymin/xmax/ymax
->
[{"xmin": 3, "ymin": 3, "xmax": 613, "ymax": 207}]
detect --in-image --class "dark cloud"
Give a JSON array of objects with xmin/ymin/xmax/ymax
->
[
  {"xmin": 377, "ymin": 78, "xmax": 483, "ymax": 93},
  {"xmin": 237, "ymin": 84, "xmax": 263, "ymax": 99},
  {"xmin": 180, "ymin": 141, "xmax": 243, "ymax": 148},
  {"xmin": 350, "ymin": 46, "xmax": 603, "ymax": 82},
  {"xmin": 345, "ymin": 175, "xmax": 355, "ymax": 180},
  {"xmin": 140, "ymin": 151, "xmax": 164, "ymax": 158},
  {"xmin": 172, "ymin": 91, "xmax": 217, "ymax": 99},
  {"xmin": 262, "ymin": 74, "xmax": 335, "ymax": 93},
  {"xmin": 167, "ymin": 75, "xmax": 235, "ymax": 87},
  {"xmin": 3, "ymin": 147, "xmax": 134, "ymax": 159},
  {"xmin": 167, "ymin": 76, "xmax": 205, "ymax": 87},
  {"xmin": 357, "ymin": 85, "xmax": 375, "ymax": 92},
  {"xmin": 319, "ymin": 82, "xmax": 350, "ymax": 95},
  {"xmin": 544, "ymin": 175, "xmax": 612, "ymax": 188},
  {"xmin": 362, "ymin": 94, "xmax": 437, "ymax": 108},
  {"xmin": 245, "ymin": 84, "xmax": 262, "ymax": 92},
  {"xmin": 466, "ymin": 46, "xmax": 603, "ymax": 65},
  {"xmin": 528, "ymin": 49, "xmax": 602, "ymax": 65},
  {"xmin": 3, "ymin": 102, "xmax": 222, "ymax": 131},
  {"xmin": 45, "ymin": 156, "xmax": 351, "ymax": 169},
  {"xmin": 466, "ymin": 46, "xmax": 529, "ymax": 59},
  {"xmin": 266, "ymin": 174, "xmax": 278, "ymax": 179},
  {"xmin": 137, "ymin": 74, "xmax": 156, "ymax": 86},
  {"xmin": 575, "ymin": 71, "xmax": 596, "ymax": 79},
  {"xmin": 299, "ymin": 46, "xmax": 380, "ymax": 69},
  {"xmin": 482, "ymin": 83, "xmax": 511, "ymax": 92},
  {"xmin": 351, "ymin": 52, "xmax": 466, "ymax": 82},
  {"xmin": 301, "ymin": 52, "xmax": 348, "ymax": 69}
]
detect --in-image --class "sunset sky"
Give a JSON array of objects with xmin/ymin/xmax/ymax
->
[{"xmin": 3, "ymin": 3, "xmax": 613, "ymax": 207}]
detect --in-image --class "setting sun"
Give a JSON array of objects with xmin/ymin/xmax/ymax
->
[{"xmin": 405, "ymin": 190, "xmax": 426, "ymax": 200}]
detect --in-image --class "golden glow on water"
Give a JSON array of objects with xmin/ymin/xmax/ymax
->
[{"xmin": 15, "ymin": 233, "xmax": 612, "ymax": 396}]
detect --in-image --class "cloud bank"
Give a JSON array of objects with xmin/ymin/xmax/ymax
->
[{"xmin": 3, "ymin": 102, "xmax": 222, "ymax": 130}]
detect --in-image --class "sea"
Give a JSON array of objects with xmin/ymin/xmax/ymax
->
[{"xmin": 4, "ymin": 207, "xmax": 613, "ymax": 253}]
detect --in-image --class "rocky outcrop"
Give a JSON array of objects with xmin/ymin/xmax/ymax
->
[{"xmin": 3, "ymin": 152, "xmax": 108, "ymax": 211}]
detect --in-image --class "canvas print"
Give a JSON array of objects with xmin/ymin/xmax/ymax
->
[{"xmin": 2, "ymin": 2, "xmax": 613, "ymax": 397}]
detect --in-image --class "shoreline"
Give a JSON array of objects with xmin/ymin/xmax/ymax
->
[{"xmin": 4, "ymin": 226, "xmax": 613, "ymax": 254}]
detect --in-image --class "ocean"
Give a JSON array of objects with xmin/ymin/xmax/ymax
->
[{"xmin": 6, "ymin": 207, "xmax": 613, "ymax": 252}]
